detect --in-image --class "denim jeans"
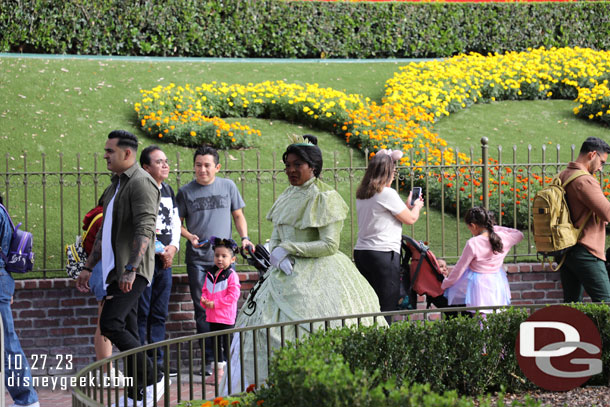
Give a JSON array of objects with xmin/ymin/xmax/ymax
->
[
  {"xmin": 100, "ymin": 275, "xmax": 157, "ymax": 392},
  {"xmin": 187, "ymin": 263, "xmax": 214, "ymax": 364},
  {"xmin": 137, "ymin": 256, "xmax": 172, "ymax": 365},
  {"xmin": 0, "ymin": 268, "xmax": 39, "ymax": 406}
]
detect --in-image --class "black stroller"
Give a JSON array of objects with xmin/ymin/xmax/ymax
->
[{"xmin": 240, "ymin": 244, "xmax": 271, "ymax": 316}]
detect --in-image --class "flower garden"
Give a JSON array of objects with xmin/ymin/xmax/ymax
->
[{"xmin": 136, "ymin": 47, "xmax": 610, "ymax": 227}]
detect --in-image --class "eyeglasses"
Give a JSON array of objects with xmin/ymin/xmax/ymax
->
[
  {"xmin": 154, "ymin": 159, "xmax": 170, "ymax": 166},
  {"xmin": 596, "ymin": 152, "xmax": 606, "ymax": 167}
]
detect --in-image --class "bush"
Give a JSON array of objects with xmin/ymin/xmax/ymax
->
[
  {"xmin": 233, "ymin": 305, "xmax": 609, "ymax": 406},
  {"xmin": 2, "ymin": 1, "xmax": 610, "ymax": 58}
]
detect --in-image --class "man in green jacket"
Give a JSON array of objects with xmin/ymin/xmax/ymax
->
[{"xmin": 77, "ymin": 130, "xmax": 164, "ymax": 406}]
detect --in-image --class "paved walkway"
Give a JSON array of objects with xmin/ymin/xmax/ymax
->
[{"xmin": 5, "ymin": 373, "xmax": 224, "ymax": 407}]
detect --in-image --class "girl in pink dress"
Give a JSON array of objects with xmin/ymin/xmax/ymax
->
[{"xmin": 442, "ymin": 206, "xmax": 523, "ymax": 312}]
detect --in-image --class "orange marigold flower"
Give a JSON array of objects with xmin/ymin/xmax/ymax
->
[
  {"xmin": 231, "ymin": 402, "xmax": 240, "ymax": 405},
  {"xmin": 201, "ymin": 402, "xmax": 212, "ymax": 407},
  {"xmin": 214, "ymin": 397, "xmax": 224, "ymax": 405},
  {"xmin": 246, "ymin": 384, "xmax": 256, "ymax": 393},
  {"xmin": 256, "ymin": 400, "xmax": 264, "ymax": 406}
]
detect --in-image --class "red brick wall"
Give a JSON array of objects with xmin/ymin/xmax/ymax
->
[{"xmin": 9, "ymin": 266, "xmax": 581, "ymax": 371}]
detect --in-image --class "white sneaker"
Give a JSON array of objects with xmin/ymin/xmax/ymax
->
[
  {"xmin": 111, "ymin": 394, "xmax": 142, "ymax": 407},
  {"xmin": 143, "ymin": 376, "xmax": 170, "ymax": 407},
  {"xmin": 10, "ymin": 403, "xmax": 40, "ymax": 407},
  {"xmin": 110, "ymin": 367, "xmax": 127, "ymax": 388}
]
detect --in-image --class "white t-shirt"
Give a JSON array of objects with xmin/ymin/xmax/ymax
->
[
  {"xmin": 101, "ymin": 182, "xmax": 119, "ymax": 289},
  {"xmin": 355, "ymin": 187, "xmax": 407, "ymax": 253}
]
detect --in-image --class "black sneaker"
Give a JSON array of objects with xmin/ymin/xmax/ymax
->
[
  {"xmin": 157, "ymin": 364, "xmax": 178, "ymax": 377},
  {"xmin": 204, "ymin": 363, "xmax": 213, "ymax": 377}
]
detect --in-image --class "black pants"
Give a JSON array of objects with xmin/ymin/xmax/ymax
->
[
  {"xmin": 100, "ymin": 275, "xmax": 157, "ymax": 393},
  {"xmin": 354, "ymin": 249, "xmax": 401, "ymax": 324},
  {"xmin": 209, "ymin": 322, "xmax": 234, "ymax": 363},
  {"xmin": 187, "ymin": 264, "xmax": 214, "ymax": 364}
]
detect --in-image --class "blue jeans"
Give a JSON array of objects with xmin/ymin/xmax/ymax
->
[
  {"xmin": 0, "ymin": 268, "xmax": 39, "ymax": 406},
  {"xmin": 89, "ymin": 261, "xmax": 106, "ymax": 302},
  {"xmin": 137, "ymin": 256, "xmax": 172, "ymax": 365}
]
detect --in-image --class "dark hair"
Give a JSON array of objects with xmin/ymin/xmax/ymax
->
[
  {"xmin": 464, "ymin": 206, "xmax": 503, "ymax": 254},
  {"xmin": 579, "ymin": 137, "xmax": 610, "ymax": 155},
  {"xmin": 356, "ymin": 153, "xmax": 395, "ymax": 199},
  {"xmin": 211, "ymin": 236, "xmax": 238, "ymax": 255},
  {"xmin": 140, "ymin": 145, "xmax": 162, "ymax": 167},
  {"xmin": 282, "ymin": 135, "xmax": 323, "ymax": 177},
  {"xmin": 194, "ymin": 145, "xmax": 219, "ymax": 165},
  {"xmin": 108, "ymin": 130, "xmax": 138, "ymax": 151},
  {"xmin": 0, "ymin": 193, "xmax": 3, "ymax": 206}
]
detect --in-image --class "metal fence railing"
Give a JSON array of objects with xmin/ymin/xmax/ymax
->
[
  {"xmin": 2, "ymin": 139, "xmax": 595, "ymax": 277},
  {"xmin": 70, "ymin": 304, "xmax": 555, "ymax": 407}
]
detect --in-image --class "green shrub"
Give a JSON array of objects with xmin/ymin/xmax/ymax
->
[
  {"xmin": 2, "ymin": 1, "xmax": 610, "ymax": 58},
  {"xmin": 233, "ymin": 305, "xmax": 609, "ymax": 407}
]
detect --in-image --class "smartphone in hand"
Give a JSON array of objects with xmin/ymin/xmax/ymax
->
[{"xmin": 410, "ymin": 187, "xmax": 422, "ymax": 206}]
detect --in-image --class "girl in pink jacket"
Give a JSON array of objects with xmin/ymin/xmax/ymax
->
[
  {"xmin": 442, "ymin": 206, "xmax": 523, "ymax": 312},
  {"xmin": 201, "ymin": 237, "xmax": 241, "ymax": 365}
]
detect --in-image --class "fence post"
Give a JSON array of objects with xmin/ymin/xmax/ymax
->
[{"xmin": 481, "ymin": 137, "xmax": 489, "ymax": 209}]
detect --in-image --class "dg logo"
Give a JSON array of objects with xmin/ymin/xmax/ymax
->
[{"xmin": 516, "ymin": 305, "xmax": 603, "ymax": 391}]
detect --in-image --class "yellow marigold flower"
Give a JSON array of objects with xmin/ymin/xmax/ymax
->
[{"xmin": 190, "ymin": 131, "xmax": 196, "ymax": 137}]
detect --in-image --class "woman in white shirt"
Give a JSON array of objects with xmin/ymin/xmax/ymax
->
[{"xmin": 354, "ymin": 150, "xmax": 424, "ymax": 323}]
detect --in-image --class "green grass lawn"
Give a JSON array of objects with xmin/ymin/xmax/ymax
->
[{"xmin": 1, "ymin": 56, "xmax": 608, "ymax": 276}]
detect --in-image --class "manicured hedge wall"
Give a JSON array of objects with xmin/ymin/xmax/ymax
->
[
  {"xmin": 242, "ymin": 304, "xmax": 610, "ymax": 407},
  {"xmin": 1, "ymin": 0, "xmax": 610, "ymax": 58}
]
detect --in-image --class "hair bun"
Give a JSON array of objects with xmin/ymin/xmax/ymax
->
[{"xmin": 303, "ymin": 134, "xmax": 318, "ymax": 146}]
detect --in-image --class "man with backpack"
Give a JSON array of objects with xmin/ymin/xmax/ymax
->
[
  {"xmin": 0, "ymin": 194, "xmax": 39, "ymax": 407},
  {"xmin": 558, "ymin": 137, "xmax": 610, "ymax": 303}
]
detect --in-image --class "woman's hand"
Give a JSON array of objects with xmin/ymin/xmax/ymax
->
[
  {"xmin": 270, "ymin": 247, "xmax": 294, "ymax": 275},
  {"xmin": 406, "ymin": 191, "xmax": 424, "ymax": 210}
]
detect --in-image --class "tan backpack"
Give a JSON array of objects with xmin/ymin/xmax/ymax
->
[{"xmin": 532, "ymin": 169, "xmax": 592, "ymax": 271}]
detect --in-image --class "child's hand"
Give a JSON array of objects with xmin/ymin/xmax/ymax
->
[{"xmin": 207, "ymin": 300, "xmax": 215, "ymax": 309}]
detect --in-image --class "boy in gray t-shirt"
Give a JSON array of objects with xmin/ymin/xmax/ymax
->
[{"xmin": 176, "ymin": 146, "xmax": 253, "ymax": 375}]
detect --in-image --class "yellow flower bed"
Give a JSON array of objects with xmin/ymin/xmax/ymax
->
[
  {"xmin": 384, "ymin": 46, "xmax": 610, "ymax": 124},
  {"xmin": 574, "ymin": 80, "xmax": 610, "ymax": 125},
  {"xmin": 135, "ymin": 47, "xmax": 609, "ymax": 226},
  {"xmin": 136, "ymin": 47, "xmax": 609, "ymax": 170}
]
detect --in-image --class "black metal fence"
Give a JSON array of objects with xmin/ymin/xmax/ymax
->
[{"xmin": 1, "ymin": 139, "xmax": 592, "ymax": 277}]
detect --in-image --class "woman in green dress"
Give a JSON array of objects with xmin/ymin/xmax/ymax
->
[{"xmin": 223, "ymin": 135, "xmax": 385, "ymax": 393}]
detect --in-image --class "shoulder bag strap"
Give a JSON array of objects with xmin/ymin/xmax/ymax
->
[{"xmin": 82, "ymin": 213, "xmax": 103, "ymax": 241}]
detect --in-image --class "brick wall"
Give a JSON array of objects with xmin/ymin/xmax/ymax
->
[{"xmin": 10, "ymin": 266, "xmax": 583, "ymax": 371}]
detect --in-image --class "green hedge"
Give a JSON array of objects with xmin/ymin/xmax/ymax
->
[
  {"xmin": 2, "ymin": 1, "xmax": 610, "ymax": 58},
  {"xmin": 239, "ymin": 304, "xmax": 609, "ymax": 406}
]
